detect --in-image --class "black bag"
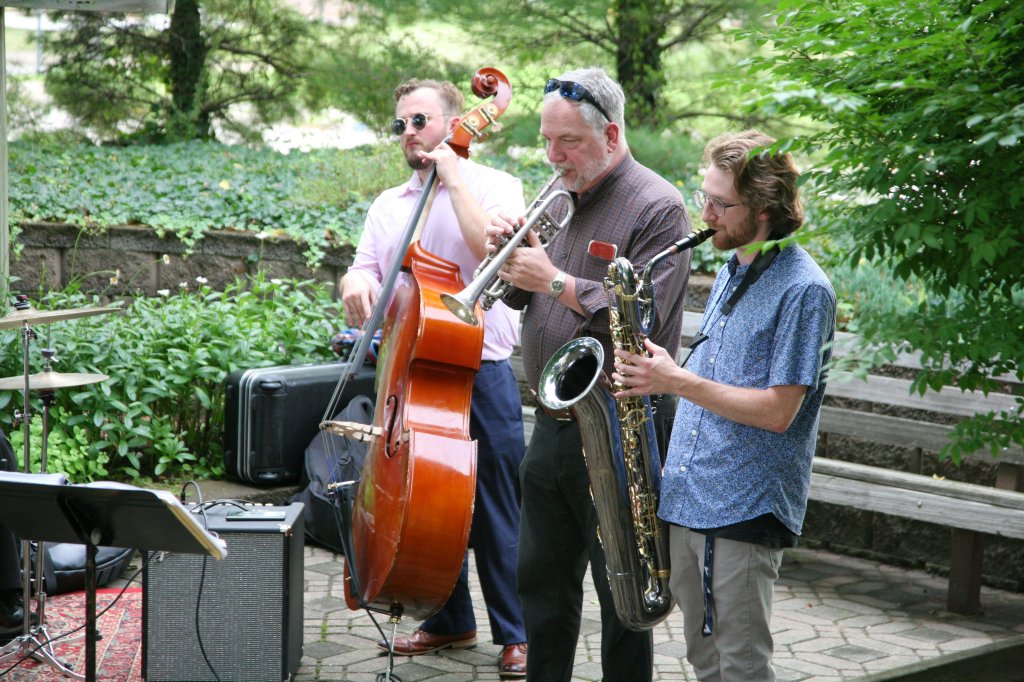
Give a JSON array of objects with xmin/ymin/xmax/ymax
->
[
  {"xmin": 289, "ymin": 394, "xmax": 375, "ymax": 553},
  {"xmin": 44, "ymin": 543, "xmax": 134, "ymax": 595},
  {"xmin": 223, "ymin": 361, "xmax": 375, "ymax": 485}
]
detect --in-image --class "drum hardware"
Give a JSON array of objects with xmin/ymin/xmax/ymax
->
[
  {"xmin": 0, "ymin": 370, "xmax": 109, "ymax": 392},
  {"xmin": 0, "ymin": 296, "xmax": 115, "ymax": 679}
]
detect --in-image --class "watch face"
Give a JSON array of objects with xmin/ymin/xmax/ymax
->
[{"xmin": 550, "ymin": 274, "xmax": 565, "ymax": 297}]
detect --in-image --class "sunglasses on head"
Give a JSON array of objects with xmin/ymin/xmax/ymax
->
[
  {"xmin": 544, "ymin": 79, "xmax": 611, "ymax": 122},
  {"xmin": 390, "ymin": 112, "xmax": 441, "ymax": 136}
]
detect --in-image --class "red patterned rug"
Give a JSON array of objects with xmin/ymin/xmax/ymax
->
[{"xmin": 0, "ymin": 587, "xmax": 142, "ymax": 681}]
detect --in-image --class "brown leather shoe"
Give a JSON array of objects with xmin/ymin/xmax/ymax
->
[
  {"xmin": 499, "ymin": 642, "xmax": 527, "ymax": 678},
  {"xmin": 377, "ymin": 628, "xmax": 477, "ymax": 656}
]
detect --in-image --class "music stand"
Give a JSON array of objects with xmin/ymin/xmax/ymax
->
[{"xmin": 0, "ymin": 472, "xmax": 227, "ymax": 682}]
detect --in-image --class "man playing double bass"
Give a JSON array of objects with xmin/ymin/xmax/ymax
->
[{"xmin": 339, "ymin": 78, "xmax": 528, "ymax": 677}]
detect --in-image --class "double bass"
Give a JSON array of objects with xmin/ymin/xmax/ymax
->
[{"xmin": 324, "ymin": 68, "xmax": 512, "ymax": 620}]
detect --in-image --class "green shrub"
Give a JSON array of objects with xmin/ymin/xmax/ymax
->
[
  {"xmin": 628, "ymin": 126, "xmax": 705, "ymax": 185},
  {"xmin": 0, "ymin": 274, "xmax": 340, "ymax": 482},
  {"xmin": 9, "ymin": 139, "xmax": 372, "ymax": 266}
]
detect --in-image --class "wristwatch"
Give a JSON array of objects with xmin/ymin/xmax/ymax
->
[{"xmin": 548, "ymin": 271, "xmax": 567, "ymax": 299}]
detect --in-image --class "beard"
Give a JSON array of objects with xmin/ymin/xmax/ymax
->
[
  {"xmin": 403, "ymin": 145, "xmax": 430, "ymax": 171},
  {"xmin": 553, "ymin": 152, "xmax": 613, "ymax": 193},
  {"xmin": 710, "ymin": 209, "xmax": 760, "ymax": 252}
]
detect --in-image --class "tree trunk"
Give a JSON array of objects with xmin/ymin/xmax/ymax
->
[
  {"xmin": 167, "ymin": 0, "xmax": 210, "ymax": 139},
  {"xmin": 615, "ymin": 0, "xmax": 668, "ymax": 128}
]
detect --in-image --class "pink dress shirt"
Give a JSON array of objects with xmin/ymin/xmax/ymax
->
[{"xmin": 348, "ymin": 157, "xmax": 525, "ymax": 361}]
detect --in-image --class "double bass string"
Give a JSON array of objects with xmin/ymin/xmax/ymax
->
[{"xmin": 321, "ymin": 158, "xmax": 443, "ymax": 428}]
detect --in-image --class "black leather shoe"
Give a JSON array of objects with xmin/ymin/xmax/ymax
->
[{"xmin": 0, "ymin": 588, "xmax": 26, "ymax": 632}]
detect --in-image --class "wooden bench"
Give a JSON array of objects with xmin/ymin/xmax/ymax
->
[{"xmin": 512, "ymin": 315, "xmax": 1024, "ymax": 615}]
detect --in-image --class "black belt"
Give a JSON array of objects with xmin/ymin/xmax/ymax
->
[{"xmin": 530, "ymin": 390, "xmax": 575, "ymax": 421}]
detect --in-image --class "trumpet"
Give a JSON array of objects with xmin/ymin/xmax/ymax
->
[{"xmin": 442, "ymin": 172, "xmax": 575, "ymax": 325}]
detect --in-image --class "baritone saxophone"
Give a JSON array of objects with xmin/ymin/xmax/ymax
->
[{"xmin": 536, "ymin": 227, "xmax": 713, "ymax": 630}]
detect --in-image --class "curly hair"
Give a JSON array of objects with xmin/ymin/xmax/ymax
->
[
  {"xmin": 704, "ymin": 130, "xmax": 804, "ymax": 236},
  {"xmin": 393, "ymin": 79, "xmax": 464, "ymax": 117}
]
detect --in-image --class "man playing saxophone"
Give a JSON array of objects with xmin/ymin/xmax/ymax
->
[
  {"xmin": 612, "ymin": 130, "xmax": 837, "ymax": 682},
  {"xmin": 488, "ymin": 67, "xmax": 691, "ymax": 682}
]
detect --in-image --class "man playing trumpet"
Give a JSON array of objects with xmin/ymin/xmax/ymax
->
[{"xmin": 489, "ymin": 67, "xmax": 692, "ymax": 682}]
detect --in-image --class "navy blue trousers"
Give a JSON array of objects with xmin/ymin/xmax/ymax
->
[{"xmin": 420, "ymin": 360, "xmax": 527, "ymax": 645}]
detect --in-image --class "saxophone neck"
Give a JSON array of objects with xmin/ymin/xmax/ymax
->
[{"xmin": 641, "ymin": 227, "xmax": 715, "ymax": 287}]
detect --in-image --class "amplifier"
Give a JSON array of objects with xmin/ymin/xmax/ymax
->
[{"xmin": 142, "ymin": 503, "xmax": 305, "ymax": 682}]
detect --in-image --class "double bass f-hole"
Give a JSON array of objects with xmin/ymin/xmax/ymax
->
[{"xmin": 384, "ymin": 394, "xmax": 401, "ymax": 458}]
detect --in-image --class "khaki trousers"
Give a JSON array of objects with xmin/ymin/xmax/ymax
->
[{"xmin": 669, "ymin": 525, "xmax": 783, "ymax": 682}]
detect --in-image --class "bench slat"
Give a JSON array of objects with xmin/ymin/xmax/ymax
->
[
  {"xmin": 819, "ymin": 406, "xmax": 1024, "ymax": 464},
  {"xmin": 809, "ymin": 470, "xmax": 1024, "ymax": 540},
  {"xmin": 825, "ymin": 371, "xmax": 1019, "ymax": 418},
  {"xmin": 812, "ymin": 457, "xmax": 1024, "ymax": 512}
]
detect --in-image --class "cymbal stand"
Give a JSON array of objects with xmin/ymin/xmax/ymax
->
[{"xmin": 0, "ymin": 323, "xmax": 83, "ymax": 680}]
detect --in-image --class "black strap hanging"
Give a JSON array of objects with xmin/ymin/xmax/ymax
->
[{"xmin": 721, "ymin": 243, "xmax": 781, "ymax": 316}]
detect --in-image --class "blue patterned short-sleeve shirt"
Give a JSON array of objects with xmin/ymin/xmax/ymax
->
[{"xmin": 658, "ymin": 244, "xmax": 836, "ymax": 535}]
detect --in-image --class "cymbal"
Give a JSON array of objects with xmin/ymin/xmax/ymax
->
[
  {"xmin": 0, "ymin": 370, "xmax": 110, "ymax": 391},
  {"xmin": 0, "ymin": 306, "xmax": 120, "ymax": 330}
]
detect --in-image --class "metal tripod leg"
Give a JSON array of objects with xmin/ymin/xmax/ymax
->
[
  {"xmin": 0, "ymin": 334, "xmax": 85, "ymax": 679},
  {"xmin": 0, "ymin": 605, "xmax": 86, "ymax": 680}
]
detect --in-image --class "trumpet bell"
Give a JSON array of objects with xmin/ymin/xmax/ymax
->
[{"xmin": 441, "ymin": 291, "xmax": 482, "ymax": 326}]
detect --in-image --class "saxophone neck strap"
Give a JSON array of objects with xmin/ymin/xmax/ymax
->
[
  {"xmin": 720, "ymin": 240, "xmax": 781, "ymax": 316},
  {"xmin": 682, "ymin": 237, "xmax": 782, "ymax": 367}
]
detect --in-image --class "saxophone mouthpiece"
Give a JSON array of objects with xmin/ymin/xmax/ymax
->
[{"xmin": 671, "ymin": 227, "xmax": 716, "ymax": 253}]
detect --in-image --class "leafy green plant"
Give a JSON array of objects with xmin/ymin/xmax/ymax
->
[
  {"xmin": 0, "ymin": 275, "xmax": 340, "ymax": 482},
  {"xmin": 8, "ymin": 406, "xmax": 111, "ymax": 481},
  {"xmin": 737, "ymin": 0, "xmax": 1024, "ymax": 462},
  {"xmin": 9, "ymin": 139, "xmax": 373, "ymax": 265}
]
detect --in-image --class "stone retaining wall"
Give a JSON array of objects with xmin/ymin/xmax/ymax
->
[{"xmin": 11, "ymin": 222, "xmax": 352, "ymax": 298}]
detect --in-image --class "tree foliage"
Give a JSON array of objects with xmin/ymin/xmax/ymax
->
[
  {"xmin": 44, "ymin": 0, "xmax": 317, "ymax": 142},
  {"xmin": 739, "ymin": 0, "xmax": 1024, "ymax": 461},
  {"xmin": 304, "ymin": 8, "xmax": 465, "ymax": 139},
  {"xmin": 365, "ymin": 0, "xmax": 761, "ymax": 128}
]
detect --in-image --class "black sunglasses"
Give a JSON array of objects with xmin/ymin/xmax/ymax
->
[
  {"xmin": 544, "ymin": 79, "xmax": 611, "ymax": 122},
  {"xmin": 390, "ymin": 112, "xmax": 440, "ymax": 136}
]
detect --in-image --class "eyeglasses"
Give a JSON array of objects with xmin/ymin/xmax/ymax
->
[
  {"xmin": 544, "ymin": 79, "xmax": 611, "ymax": 123},
  {"xmin": 692, "ymin": 189, "xmax": 743, "ymax": 216},
  {"xmin": 390, "ymin": 113, "xmax": 443, "ymax": 136}
]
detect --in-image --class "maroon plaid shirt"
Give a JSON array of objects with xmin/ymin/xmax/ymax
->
[{"xmin": 505, "ymin": 153, "xmax": 692, "ymax": 391}]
